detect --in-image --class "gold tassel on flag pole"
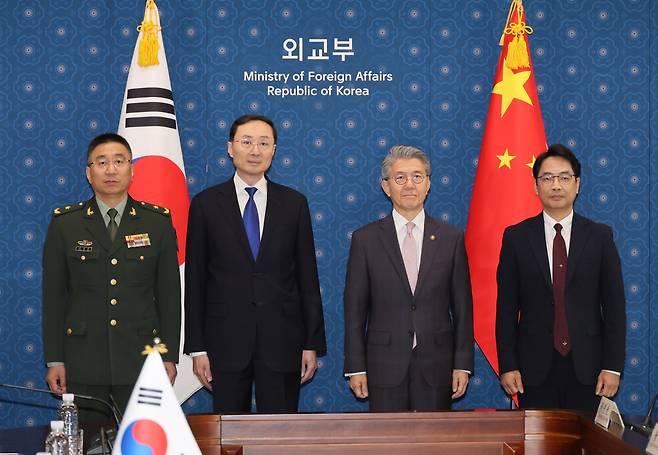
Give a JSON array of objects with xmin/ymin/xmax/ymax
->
[
  {"xmin": 499, "ymin": 0, "xmax": 533, "ymax": 70},
  {"xmin": 142, "ymin": 337, "xmax": 169, "ymax": 355},
  {"xmin": 136, "ymin": 0, "xmax": 161, "ymax": 67}
]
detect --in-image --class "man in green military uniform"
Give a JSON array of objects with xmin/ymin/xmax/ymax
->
[{"xmin": 42, "ymin": 133, "xmax": 181, "ymax": 419}]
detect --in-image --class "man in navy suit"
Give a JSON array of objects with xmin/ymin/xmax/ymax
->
[
  {"xmin": 184, "ymin": 114, "xmax": 326, "ymax": 413},
  {"xmin": 343, "ymin": 145, "xmax": 474, "ymax": 411},
  {"xmin": 496, "ymin": 144, "xmax": 626, "ymax": 411}
]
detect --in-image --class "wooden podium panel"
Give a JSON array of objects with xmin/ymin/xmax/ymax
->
[{"xmin": 187, "ymin": 410, "xmax": 646, "ymax": 455}]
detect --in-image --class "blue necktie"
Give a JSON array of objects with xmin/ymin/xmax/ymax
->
[{"xmin": 243, "ymin": 187, "xmax": 260, "ymax": 260}]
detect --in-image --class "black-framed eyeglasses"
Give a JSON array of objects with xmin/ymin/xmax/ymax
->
[
  {"xmin": 536, "ymin": 173, "xmax": 575, "ymax": 186},
  {"xmin": 87, "ymin": 157, "xmax": 130, "ymax": 169}
]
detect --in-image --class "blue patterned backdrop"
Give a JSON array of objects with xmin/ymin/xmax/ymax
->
[{"xmin": 0, "ymin": 0, "xmax": 655, "ymax": 429}]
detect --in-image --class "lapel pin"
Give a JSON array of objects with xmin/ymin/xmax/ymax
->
[
  {"xmin": 129, "ymin": 207, "xmax": 137, "ymax": 216},
  {"xmin": 86, "ymin": 207, "xmax": 94, "ymax": 216}
]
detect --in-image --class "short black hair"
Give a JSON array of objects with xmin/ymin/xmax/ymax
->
[
  {"xmin": 228, "ymin": 115, "xmax": 277, "ymax": 144},
  {"xmin": 87, "ymin": 133, "xmax": 132, "ymax": 160},
  {"xmin": 532, "ymin": 143, "xmax": 581, "ymax": 179}
]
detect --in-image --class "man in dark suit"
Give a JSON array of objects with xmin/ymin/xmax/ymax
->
[
  {"xmin": 184, "ymin": 114, "xmax": 326, "ymax": 413},
  {"xmin": 42, "ymin": 133, "xmax": 181, "ymax": 419},
  {"xmin": 343, "ymin": 145, "xmax": 474, "ymax": 411},
  {"xmin": 496, "ymin": 144, "xmax": 626, "ymax": 411}
]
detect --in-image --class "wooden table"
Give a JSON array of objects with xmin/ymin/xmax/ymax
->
[{"xmin": 188, "ymin": 410, "xmax": 648, "ymax": 455}]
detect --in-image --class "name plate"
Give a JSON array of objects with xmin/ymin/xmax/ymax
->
[
  {"xmin": 647, "ymin": 425, "xmax": 658, "ymax": 455},
  {"xmin": 595, "ymin": 396, "xmax": 624, "ymax": 433}
]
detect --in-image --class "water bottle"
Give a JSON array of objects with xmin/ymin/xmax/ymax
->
[
  {"xmin": 44, "ymin": 420, "xmax": 68, "ymax": 455},
  {"xmin": 58, "ymin": 393, "xmax": 80, "ymax": 455}
]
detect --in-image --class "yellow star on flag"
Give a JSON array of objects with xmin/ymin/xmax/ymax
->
[
  {"xmin": 526, "ymin": 155, "xmax": 536, "ymax": 169},
  {"xmin": 492, "ymin": 59, "xmax": 533, "ymax": 117},
  {"xmin": 497, "ymin": 149, "xmax": 516, "ymax": 169}
]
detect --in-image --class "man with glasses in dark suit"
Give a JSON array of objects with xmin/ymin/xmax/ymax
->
[
  {"xmin": 496, "ymin": 144, "xmax": 626, "ymax": 411},
  {"xmin": 343, "ymin": 145, "xmax": 474, "ymax": 411},
  {"xmin": 184, "ymin": 114, "xmax": 326, "ymax": 413}
]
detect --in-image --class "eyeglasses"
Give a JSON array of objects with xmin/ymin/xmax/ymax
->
[
  {"xmin": 536, "ymin": 173, "xmax": 576, "ymax": 186},
  {"xmin": 87, "ymin": 157, "xmax": 130, "ymax": 169},
  {"xmin": 233, "ymin": 137, "xmax": 274, "ymax": 151},
  {"xmin": 384, "ymin": 173, "xmax": 428, "ymax": 186}
]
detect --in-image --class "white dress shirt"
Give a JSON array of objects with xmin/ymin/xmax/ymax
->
[{"xmin": 542, "ymin": 210, "xmax": 573, "ymax": 282}]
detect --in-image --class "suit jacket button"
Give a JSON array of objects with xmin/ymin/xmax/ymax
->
[
  {"xmin": 110, "ymin": 298, "xmax": 117, "ymax": 306},
  {"xmin": 111, "ymin": 258, "xmax": 118, "ymax": 265},
  {"xmin": 110, "ymin": 278, "xmax": 117, "ymax": 286},
  {"xmin": 66, "ymin": 328, "xmax": 73, "ymax": 336},
  {"xmin": 411, "ymin": 305, "xmax": 416, "ymax": 311},
  {"xmin": 80, "ymin": 255, "xmax": 86, "ymax": 261},
  {"xmin": 110, "ymin": 319, "xmax": 117, "ymax": 327}
]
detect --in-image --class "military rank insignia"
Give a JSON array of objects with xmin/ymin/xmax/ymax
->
[
  {"xmin": 75, "ymin": 240, "xmax": 93, "ymax": 252},
  {"xmin": 125, "ymin": 233, "xmax": 151, "ymax": 248}
]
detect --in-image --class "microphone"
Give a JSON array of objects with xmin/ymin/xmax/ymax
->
[
  {"xmin": 0, "ymin": 383, "xmax": 122, "ymax": 428},
  {"xmin": 642, "ymin": 391, "xmax": 658, "ymax": 427},
  {"xmin": 629, "ymin": 391, "xmax": 658, "ymax": 437}
]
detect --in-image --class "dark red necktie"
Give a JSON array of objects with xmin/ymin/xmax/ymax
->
[{"xmin": 553, "ymin": 223, "xmax": 571, "ymax": 356}]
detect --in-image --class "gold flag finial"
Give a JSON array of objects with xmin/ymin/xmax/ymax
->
[
  {"xmin": 136, "ymin": 0, "xmax": 161, "ymax": 67},
  {"xmin": 500, "ymin": 0, "xmax": 533, "ymax": 70},
  {"xmin": 142, "ymin": 337, "xmax": 169, "ymax": 355}
]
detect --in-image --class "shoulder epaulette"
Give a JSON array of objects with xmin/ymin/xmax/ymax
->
[
  {"xmin": 52, "ymin": 202, "xmax": 86, "ymax": 217},
  {"xmin": 138, "ymin": 201, "xmax": 171, "ymax": 217}
]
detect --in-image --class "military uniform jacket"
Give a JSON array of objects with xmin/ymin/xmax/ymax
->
[{"xmin": 42, "ymin": 196, "xmax": 181, "ymax": 386}]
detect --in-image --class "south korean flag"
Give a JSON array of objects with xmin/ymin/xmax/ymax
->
[
  {"xmin": 117, "ymin": 0, "xmax": 200, "ymax": 404},
  {"xmin": 112, "ymin": 345, "xmax": 201, "ymax": 455}
]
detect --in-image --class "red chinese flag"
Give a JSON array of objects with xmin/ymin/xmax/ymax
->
[{"xmin": 465, "ymin": 0, "xmax": 546, "ymax": 376}]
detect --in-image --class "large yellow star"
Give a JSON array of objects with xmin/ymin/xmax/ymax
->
[
  {"xmin": 526, "ymin": 155, "xmax": 536, "ymax": 169},
  {"xmin": 497, "ymin": 149, "xmax": 516, "ymax": 169},
  {"xmin": 492, "ymin": 59, "xmax": 533, "ymax": 117}
]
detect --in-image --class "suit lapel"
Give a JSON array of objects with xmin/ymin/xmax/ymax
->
[
  {"xmin": 83, "ymin": 198, "xmax": 112, "ymax": 252},
  {"xmin": 527, "ymin": 213, "xmax": 552, "ymax": 290},
  {"xmin": 566, "ymin": 213, "xmax": 589, "ymax": 287},
  {"xmin": 216, "ymin": 181, "xmax": 254, "ymax": 262},
  {"xmin": 415, "ymin": 217, "xmax": 441, "ymax": 296},
  {"xmin": 378, "ymin": 216, "xmax": 413, "ymax": 298},
  {"xmin": 258, "ymin": 181, "xmax": 281, "ymax": 263}
]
